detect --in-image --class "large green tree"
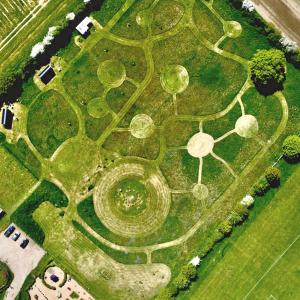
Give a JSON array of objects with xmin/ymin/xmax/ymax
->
[
  {"xmin": 282, "ymin": 135, "xmax": 300, "ymax": 163},
  {"xmin": 249, "ymin": 49, "xmax": 286, "ymax": 94}
]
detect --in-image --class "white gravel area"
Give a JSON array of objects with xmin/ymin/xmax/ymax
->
[{"xmin": 0, "ymin": 224, "xmax": 45, "ymax": 300}]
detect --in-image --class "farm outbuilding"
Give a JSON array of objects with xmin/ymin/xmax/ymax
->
[
  {"xmin": 39, "ymin": 66, "xmax": 56, "ymax": 84},
  {"xmin": 76, "ymin": 17, "xmax": 93, "ymax": 37},
  {"xmin": 1, "ymin": 108, "xmax": 14, "ymax": 129}
]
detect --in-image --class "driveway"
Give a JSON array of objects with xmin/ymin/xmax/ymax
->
[
  {"xmin": 252, "ymin": 0, "xmax": 300, "ymax": 46},
  {"xmin": 0, "ymin": 224, "xmax": 45, "ymax": 300}
]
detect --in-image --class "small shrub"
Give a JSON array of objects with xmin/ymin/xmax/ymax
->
[
  {"xmin": 251, "ymin": 177, "xmax": 270, "ymax": 197},
  {"xmin": 282, "ymin": 135, "xmax": 300, "ymax": 163},
  {"xmin": 234, "ymin": 203, "xmax": 249, "ymax": 221},
  {"xmin": 218, "ymin": 220, "xmax": 233, "ymax": 236},
  {"xmin": 155, "ymin": 288, "xmax": 173, "ymax": 300},
  {"xmin": 265, "ymin": 166, "xmax": 280, "ymax": 187}
]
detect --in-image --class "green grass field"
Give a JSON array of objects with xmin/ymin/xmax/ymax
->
[
  {"xmin": 0, "ymin": 147, "xmax": 37, "ymax": 217},
  {"xmin": 1, "ymin": 0, "xmax": 300, "ymax": 299},
  {"xmin": 180, "ymin": 162, "xmax": 300, "ymax": 300}
]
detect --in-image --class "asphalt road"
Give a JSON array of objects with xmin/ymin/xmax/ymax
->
[{"xmin": 252, "ymin": 0, "xmax": 300, "ymax": 46}]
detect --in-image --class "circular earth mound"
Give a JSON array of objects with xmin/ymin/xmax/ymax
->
[
  {"xmin": 192, "ymin": 183, "xmax": 209, "ymax": 201},
  {"xmin": 87, "ymin": 97, "xmax": 109, "ymax": 118},
  {"xmin": 130, "ymin": 114, "xmax": 155, "ymax": 139},
  {"xmin": 235, "ymin": 115, "xmax": 259, "ymax": 138},
  {"xmin": 224, "ymin": 21, "xmax": 242, "ymax": 38},
  {"xmin": 160, "ymin": 65, "xmax": 189, "ymax": 94},
  {"xmin": 187, "ymin": 132, "xmax": 215, "ymax": 158},
  {"xmin": 136, "ymin": 9, "xmax": 153, "ymax": 27},
  {"xmin": 98, "ymin": 59, "xmax": 126, "ymax": 88},
  {"xmin": 94, "ymin": 162, "xmax": 171, "ymax": 237}
]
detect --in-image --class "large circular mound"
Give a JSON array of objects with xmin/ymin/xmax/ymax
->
[
  {"xmin": 98, "ymin": 60, "xmax": 126, "ymax": 88},
  {"xmin": 94, "ymin": 162, "xmax": 171, "ymax": 237},
  {"xmin": 187, "ymin": 132, "xmax": 215, "ymax": 158},
  {"xmin": 130, "ymin": 114, "xmax": 155, "ymax": 139},
  {"xmin": 235, "ymin": 115, "xmax": 259, "ymax": 138},
  {"xmin": 87, "ymin": 97, "xmax": 109, "ymax": 119},
  {"xmin": 160, "ymin": 65, "xmax": 189, "ymax": 94},
  {"xmin": 224, "ymin": 21, "xmax": 242, "ymax": 38}
]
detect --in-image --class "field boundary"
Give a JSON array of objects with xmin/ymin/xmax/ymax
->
[{"xmin": 243, "ymin": 234, "xmax": 300, "ymax": 299}]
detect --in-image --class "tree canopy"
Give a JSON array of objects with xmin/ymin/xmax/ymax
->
[
  {"xmin": 249, "ymin": 49, "xmax": 286, "ymax": 94},
  {"xmin": 282, "ymin": 135, "xmax": 300, "ymax": 163}
]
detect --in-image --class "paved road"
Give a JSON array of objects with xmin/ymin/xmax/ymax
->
[{"xmin": 252, "ymin": 0, "xmax": 300, "ymax": 46}]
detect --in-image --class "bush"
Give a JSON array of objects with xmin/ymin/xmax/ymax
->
[
  {"xmin": 234, "ymin": 203, "xmax": 249, "ymax": 221},
  {"xmin": 282, "ymin": 135, "xmax": 300, "ymax": 163},
  {"xmin": 218, "ymin": 220, "xmax": 233, "ymax": 236},
  {"xmin": 155, "ymin": 288, "xmax": 173, "ymax": 300},
  {"xmin": 249, "ymin": 49, "xmax": 286, "ymax": 95},
  {"xmin": 265, "ymin": 166, "xmax": 280, "ymax": 187},
  {"xmin": 173, "ymin": 264, "xmax": 197, "ymax": 293},
  {"xmin": 251, "ymin": 177, "xmax": 270, "ymax": 197}
]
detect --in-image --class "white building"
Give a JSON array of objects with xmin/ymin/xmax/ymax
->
[{"xmin": 76, "ymin": 17, "xmax": 93, "ymax": 36}]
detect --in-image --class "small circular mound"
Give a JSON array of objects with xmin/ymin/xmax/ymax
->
[
  {"xmin": 94, "ymin": 162, "xmax": 171, "ymax": 237},
  {"xmin": 192, "ymin": 183, "xmax": 209, "ymax": 201},
  {"xmin": 136, "ymin": 9, "xmax": 153, "ymax": 27},
  {"xmin": 87, "ymin": 97, "xmax": 108, "ymax": 118},
  {"xmin": 235, "ymin": 115, "xmax": 259, "ymax": 138},
  {"xmin": 160, "ymin": 65, "xmax": 189, "ymax": 94},
  {"xmin": 224, "ymin": 21, "xmax": 242, "ymax": 38},
  {"xmin": 187, "ymin": 132, "xmax": 215, "ymax": 158},
  {"xmin": 130, "ymin": 114, "xmax": 155, "ymax": 139},
  {"xmin": 98, "ymin": 59, "xmax": 126, "ymax": 88}
]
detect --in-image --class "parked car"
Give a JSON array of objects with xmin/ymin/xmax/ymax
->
[
  {"xmin": 12, "ymin": 232, "xmax": 21, "ymax": 241},
  {"xmin": 20, "ymin": 238, "xmax": 29, "ymax": 249},
  {"xmin": 4, "ymin": 225, "xmax": 15, "ymax": 237}
]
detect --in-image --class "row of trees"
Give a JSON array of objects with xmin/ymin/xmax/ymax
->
[{"xmin": 252, "ymin": 135, "xmax": 300, "ymax": 196}]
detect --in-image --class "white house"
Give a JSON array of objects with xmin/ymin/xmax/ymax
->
[{"xmin": 76, "ymin": 17, "xmax": 93, "ymax": 36}]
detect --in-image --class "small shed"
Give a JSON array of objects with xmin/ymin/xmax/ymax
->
[
  {"xmin": 39, "ymin": 65, "xmax": 56, "ymax": 84},
  {"xmin": 76, "ymin": 17, "xmax": 93, "ymax": 37},
  {"xmin": 1, "ymin": 108, "xmax": 14, "ymax": 130}
]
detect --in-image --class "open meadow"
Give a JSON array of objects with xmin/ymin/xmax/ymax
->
[{"xmin": 1, "ymin": 0, "xmax": 300, "ymax": 299}]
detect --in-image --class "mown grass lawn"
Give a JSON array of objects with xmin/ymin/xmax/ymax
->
[
  {"xmin": 0, "ymin": 147, "xmax": 37, "ymax": 218},
  {"xmin": 179, "ymin": 162, "xmax": 300, "ymax": 300}
]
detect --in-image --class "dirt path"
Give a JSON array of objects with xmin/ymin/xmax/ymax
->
[{"xmin": 252, "ymin": 0, "xmax": 300, "ymax": 46}]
